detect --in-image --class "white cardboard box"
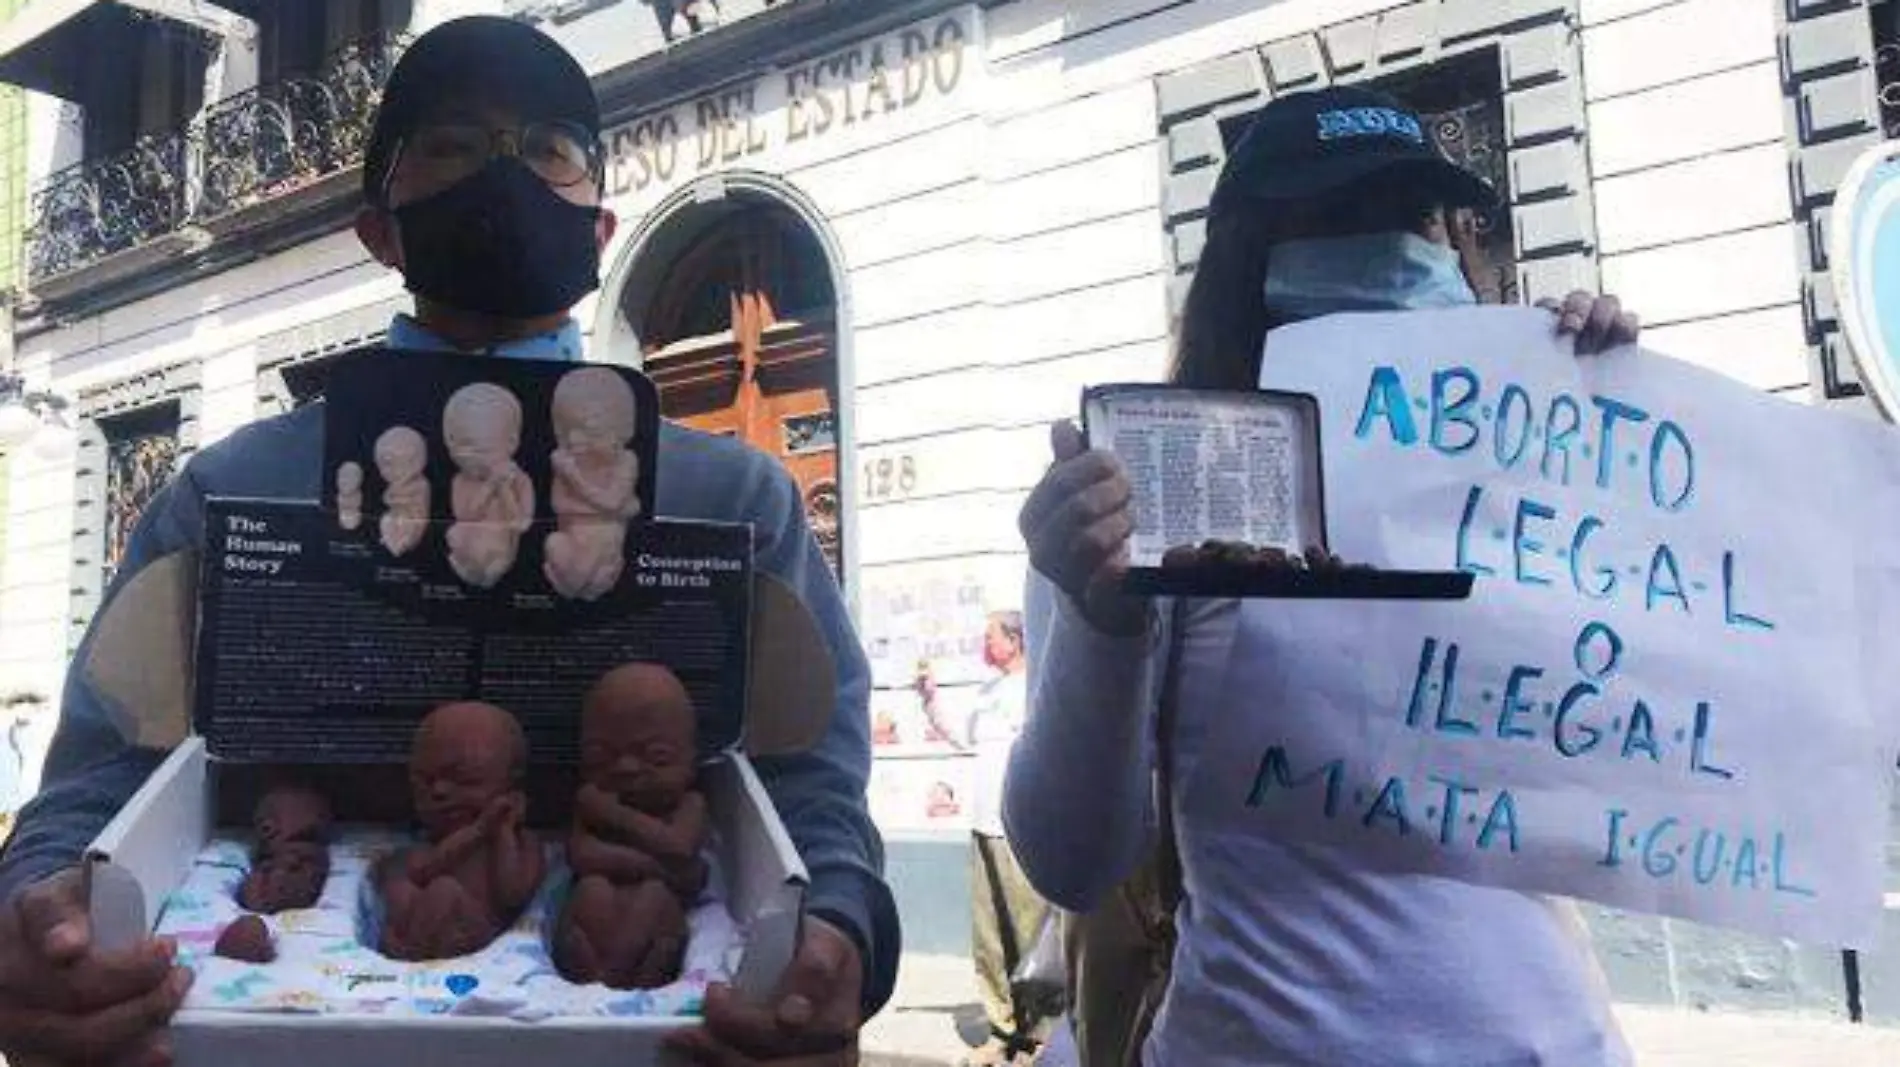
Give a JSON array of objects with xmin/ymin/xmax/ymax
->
[
  {"xmin": 86, "ymin": 738, "xmax": 806, "ymax": 1066},
  {"xmin": 76, "ymin": 552, "xmax": 841, "ymax": 1066}
]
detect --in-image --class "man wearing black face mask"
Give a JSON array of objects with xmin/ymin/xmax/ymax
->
[
  {"xmin": 0, "ymin": 18, "xmax": 895, "ymax": 1067},
  {"xmin": 354, "ymin": 18, "xmax": 615, "ymax": 341}
]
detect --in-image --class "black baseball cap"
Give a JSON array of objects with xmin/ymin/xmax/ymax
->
[
  {"xmin": 1210, "ymin": 85, "xmax": 1495, "ymax": 213},
  {"xmin": 363, "ymin": 16, "xmax": 601, "ymax": 204}
]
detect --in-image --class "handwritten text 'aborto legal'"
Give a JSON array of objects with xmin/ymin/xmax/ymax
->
[{"xmin": 1245, "ymin": 361, "xmax": 1815, "ymax": 902}]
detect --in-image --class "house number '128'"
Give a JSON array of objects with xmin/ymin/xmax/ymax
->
[{"xmin": 864, "ymin": 455, "xmax": 919, "ymax": 500}]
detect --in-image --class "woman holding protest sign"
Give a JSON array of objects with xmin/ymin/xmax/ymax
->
[{"xmin": 1007, "ymin": 86, "xmax": 1641, "ymax": 1067}]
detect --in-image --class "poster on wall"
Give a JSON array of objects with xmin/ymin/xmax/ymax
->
[
  {"xmin": 1223, "ymin": 306, "xmax": 1900, "ymax": 947},
  {"xmin": 860, "ymin": 567, "xmax": 1003, "ymax": 689},
  {"xmin": 868, "ymin": 750, "xmax": 976, "ymax": 835},
  {"xmin": 869, "ymin": 686, "xmax": 976, "ymax": 755}
]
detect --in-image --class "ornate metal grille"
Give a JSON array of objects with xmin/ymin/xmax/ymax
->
[
  {"xmin": 25, "ymin": 32, "xmax": 406, "ymax": 285},
  {"xmin": 805, "ymin": 478, "xmax": 841, "ymax": 577},
  {"xmin": 1421, "ymin": 95, "xmax": 1517, "ymax": 307},
  {"xmin": 26, "ymin": 131, "xmax": 190, "ymax": 281},
  {"xmin": 194, "ymin": 33, "xmax": 404, "ymax": 219},
  {"xmin": 102, "ymin": 426, "xmax": 179, "ymax": 585}
]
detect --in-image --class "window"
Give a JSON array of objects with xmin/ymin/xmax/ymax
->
[
  {"xmin": 259, "ymin": 1, "xmax": 330, "ymax": 82},
  {"xmin": 75, "ymin": 20, "xmax": 205, "ymax": 161},
  {"xmin": 1399, "ymin": 68, "xmax": 1517, "ymax": 306},
  {"xmin": 1874, "ymin": 0, "xmax": 1900, "ymax": 138},
  {"xmin": 280, "ymin": 358, "xmax": 337, "ymax": 411},
  {"xmin": 259, "ymin": 0, "xmax": 407, "ymax": 85},
  {"xmin": 256, "ymin": 348, "xmax": 357, "ymax": 417},
  {"xmin": 99, "ymin": 405, "xmax": 181, "ymax": 586}
]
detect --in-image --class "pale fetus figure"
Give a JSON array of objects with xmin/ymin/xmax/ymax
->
[
  {"xmin": 336, "ymin": 462, "xmax": 365, "ymax": 532},
  {"xmin": 442, "ymin": 384, "xmax": 536, "ymax": 588},
  {"xmin": 554, "ymin": 664, "xmax": 706, "ymax": 989},
  {"xmin": 375, "ymin": 427, "xmax": 430, "ymax": 557},
  {"xmin": 376, "ymin": 701, "xmax": 545, "ymax": 961},
  {"xmin": 543, "ymin": 368, "xmax": 641, "ymax": 601}
]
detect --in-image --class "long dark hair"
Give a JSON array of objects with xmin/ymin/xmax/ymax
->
[
  {"xmin": 1165, "ymin": 202, "xmax": 1492, "ymax": 391},
  {"xmin": 1167, "ymin": 204, "xmax": 1282, "ymax": 391}
]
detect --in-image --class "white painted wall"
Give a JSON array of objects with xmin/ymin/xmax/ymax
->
[{"xmin": 1578, "ymin": 0, "xmax": 1808, "ymax": 390}]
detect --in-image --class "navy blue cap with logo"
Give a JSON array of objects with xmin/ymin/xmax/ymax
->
[{"xmin": 1211, "ymin": 85, "xmax": 1497, "ymax": 213}]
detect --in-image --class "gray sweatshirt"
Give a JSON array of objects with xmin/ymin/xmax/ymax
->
[
  {"xmin": 0, "ymin": 387, "xmax": 900, "ymax": 1015},
  {"xmin": 1005, "ymin": 576, "xmax": 1630, "ymax": 1065}
]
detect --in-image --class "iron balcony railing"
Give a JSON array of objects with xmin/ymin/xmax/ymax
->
[{"xmin": 24, "ymin": 31, "xmax": 407, "ymax": 286}]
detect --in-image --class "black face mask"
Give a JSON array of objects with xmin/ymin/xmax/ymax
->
[{"xmin": 392, "ymin": 157, "xmax": 601, "ymax": 320}]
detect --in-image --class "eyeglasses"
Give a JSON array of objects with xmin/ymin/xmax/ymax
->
[{"xmin": 387, "ymin": 119, "xmax": 603, "ymax": 198}]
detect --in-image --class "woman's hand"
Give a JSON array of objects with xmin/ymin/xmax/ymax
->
[
  {"xmin": 1537, "ymin": 290, "xmax": 1641, "ymax": 356},
  {"xmin": 1018, "ymin": 421, "xmax": 1148, "ymax": 637}
]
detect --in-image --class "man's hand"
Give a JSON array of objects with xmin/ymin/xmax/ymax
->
[
  {"xmin": 0, "ymin": 867, "xmax": 193, "ymax": 1067},
  {"xmin": 663, "ymin": 915, "xmax": 862, "ymax": 1065},
  {"xmin": 1539, "ymin": 290, "xmax": 1641, "ymax": 356}
]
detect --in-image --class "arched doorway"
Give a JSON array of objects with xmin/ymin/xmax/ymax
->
[{"xmin": 613, "ymin": 195, "xmax": 845, "ymax": 580}]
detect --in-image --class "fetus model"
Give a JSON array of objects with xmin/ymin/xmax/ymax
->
[
  {"xmin": 374, "ymin": 427, "xmax": 430, "ymax": 557},
  {"xmin": 543, "ymin": 368, "xmax": 642, "ymax": 601},
  {"xmin": 443, "ymin": 384, "xmax": 535, "ymax": 589},
  {"xmin": 237, "ymin": 782, "xmax": 335, "ymax": 914},
  {"xmin": 214, "ymin": 915, "xmax": 275, "ymax": 964},
  {"xmin": 554, "ymin": 664, "xmax": 707, "ymax": 989},
  {"xmin": 376, "ymin": 702, "xmax": 545, "ymax": 961},
  {"xmin": 336, "ymin": 462, "xmax": 365, "ymax": 532}
]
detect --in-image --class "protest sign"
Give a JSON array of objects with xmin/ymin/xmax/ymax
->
[{"xmin": 1213, "ymin": 305, "xmax": 1900, "ymax": 946}]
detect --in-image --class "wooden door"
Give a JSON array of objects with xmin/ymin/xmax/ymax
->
[{"xmin": 641, "ymin": 206, "xmax": 842, "ymax": 578}]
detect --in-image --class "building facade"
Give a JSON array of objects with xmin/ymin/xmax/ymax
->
[{"xmin": 0, "ymin": 0, "xmax": 1896, "ymax": 1021}]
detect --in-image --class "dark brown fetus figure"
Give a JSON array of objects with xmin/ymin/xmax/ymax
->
[
  {"xmin": 554, "ymin": 664, "xmax": 708, "ymax": 990},
  {"xmin": 237, "ymin": 782, "xmax": 334, "ymax": 913},
  {"xmin": 377, "ymin": 702, "xmax": 546, "ymax": 961},
  {"xmin": 1160, "ymin": 540, "xmax": 1371, "ymax": 572},
  {"xmin": 214, "ymin": 915, "xmax": 276, "ymax": 963}
]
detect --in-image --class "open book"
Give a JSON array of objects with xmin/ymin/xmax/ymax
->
[
  {"xmin": 1081, "ymin": 384, "xmax": 1326, "ymax": 565},
  {"xmin": 1080, "ymin": 383, "xmax": 1470, "ymax": 600}
]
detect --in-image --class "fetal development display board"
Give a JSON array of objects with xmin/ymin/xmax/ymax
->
[{"xmin": 1222, "ymin": 306, "xmax": 1900, "ymax": 947}]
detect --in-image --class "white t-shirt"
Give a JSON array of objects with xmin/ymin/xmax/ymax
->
[
  {"xmin": 966, "ymin": 670, "xmax": 1028, "ymax": 837},
  {"xmin": 1010, "ymin": 582, "xmax": 1633, "ymax": 1066}
]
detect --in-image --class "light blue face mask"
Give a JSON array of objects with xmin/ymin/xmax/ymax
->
[{"xmin": 1261, "ymin": 231, "xmax": 1477, "ymax": 321}]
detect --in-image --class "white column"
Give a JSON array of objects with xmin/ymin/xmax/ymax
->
[{"xmin": 204, "ymin": 14, "xmax": 261, "ymax": 106}]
